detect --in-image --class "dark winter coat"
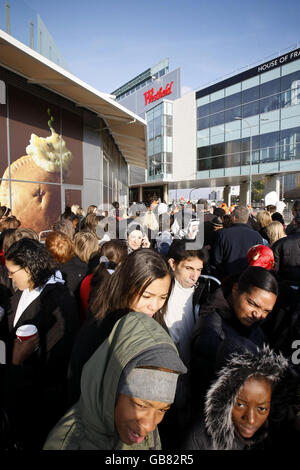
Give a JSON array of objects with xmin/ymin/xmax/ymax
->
[
  {"xmin": 183, "ymin": 347, "xmax": 288, "ymax": 450},
  {"xmin": 60, "ymin": 255, "xmax": 88, "ymax": 295},
  {"xmin": 0, "ymin": 282, "xmax": 80, "ymax": 449},
  {"xmin": 189, "ymin": 287, "xmax": 267, "ymax": 413},
  {"xmin": 213, "ymin": 223, "xmax": 263, "ymax": 278},
  {"xmin": 272, "ymin": 228, "xmax": 300, "ymax": 281}
]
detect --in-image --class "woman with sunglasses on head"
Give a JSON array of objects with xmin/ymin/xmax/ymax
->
[{"xmin": 2, "ymin": 237, "xmax": 80, "ymax": 449}]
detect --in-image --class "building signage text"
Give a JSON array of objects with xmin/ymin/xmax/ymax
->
[
  {"xmin": 257, "ymin": 49, "xmax": 300, "ymax": 73},
  {"xmin": 144, "ymin": 81, "xmax": 174, "ymax": 105}
]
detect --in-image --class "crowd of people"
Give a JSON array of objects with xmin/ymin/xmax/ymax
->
[{"xmin": 0, "ymin": 197, "xmax": 300, "ymax": 451}]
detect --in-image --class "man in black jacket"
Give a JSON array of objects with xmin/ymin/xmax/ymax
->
[
  {"xmin": 213, "ymin": 205, "xmax": 263, "ymax": 279},
  {"xmin": 272, "ymin": 211, "xmax": 300, "ymax": 281}
]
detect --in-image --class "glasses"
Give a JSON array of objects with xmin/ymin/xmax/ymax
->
[{"xmin": 7, "ymin": 266, "xmax": 23, "ymax": 277}]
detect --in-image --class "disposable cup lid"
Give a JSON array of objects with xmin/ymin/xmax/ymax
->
[{"xmin": 16, "ymin": 324, "xmax": 37, "ymax": 337}]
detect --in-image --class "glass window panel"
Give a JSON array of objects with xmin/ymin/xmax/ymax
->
[
  {"xmin": 211, "ymin": 124, "xmax": 224, "ymax": 137},
  {"xmin": 148, "ymin": 120, "xmax": 154, "ymax": 140},
  {"xmin": 281, "ymin": 59, "xmax": 300, "ymax": 76},
  {"xmin": 260, "ymin": 95, "xmax": 280, "ymax": 114},
  {"xmin": 260, "ymin": 78, "xmax": 280, "ymax": 98},
  {"xmin": 278, "ymin": 90, "xmax": 291, "ymax": 110},
  {"xmin": 280, "ymin": 126, "xmax": 300, "ymax": 160},
  {"xmin": 197, "ymin": 157, "xmax": 211, "ymax": 171},
  {"xmin": 260, "ymin": 68, "xmax": 280, "ymax": 84},
  {"xmin": 225, "ymin": 83, "xmax": 241, "ymax": 97},
  {"xmin": 260, "ymin": 131, "xmax": 280, "ymax": 162},
  {"xmin": 210, "ymin": 98, "xmax": 224, "ymax": 114},
  {"xmin": 197, "ymin": 116, "xmax": 210, "ymax": 130},
  {"xmin": 154, "ymin": 116, "xmax": 162, "ymax": 137},
  {"xmin": 212, "ymin": 155, "xmax": 225, "ymax": 169},
  {"xmin": 240, "ymin": 135, "xmax": 260, "ymax": 165},
  {"xmin": 210, "ymin": 89, "xmax": 225, "ymax": 101},
  {"xmin": 225, "ymin": 93, "xmax": 241, "ymax": 109},
  {"xmin": 242, "ymin": 86, "xmax": 259, "ymax": 104},
  {"xmin": 260, "ymin": 110, "xmax": 280, "ymax": 133},
  {"xmin": 154, "ymin": 105, "xmax": 162, "ymax": 118},
  {"xmin": 146, "ymin": 109, "xmax": 154, "ymax": 121},
  {"xmin": 198, "ymin": 146, "xmax": 210, "ymax": 159},
  {"xmin": 197, "ymin": 129, "xmax": 209, "ymax": 147},
  {"xmin": 281, "ymin": 70, "xmax": 300, "ymax": 92},
  {"xmin": 211, "ymin": 142, "xmax": 225, "ymax": 157},
  {"xmin": 197, "ymin": 95, "xmax": 209, "ymax": 106},
  {"xmin": 211, "ymin": 131, "xmax": 225, "ymax": 145},
  {"xmin": 147, "ymin": 140, "xmax": 154, "ymax": 156},
  {"xmin": 210, "ymin": 111, "xmax": 224, "ymax": 127},
  {"xmin": 225, "ymin": 106, "xmax": 241, "ymax": 123},
  {"xmin": 242, "ymin": 100, "xmax": 260, "ymax": 118},
  {"xmin": 154, "ymin": 137, "xmax": 162, "ymax": 153},
  {"xmin": 241, "ymin": 115, "xmax": 260, "ymax": 138},
  {"xmin": 166, "ymin": 152, "xmax": 173, "ymax": 162},
  {"xmin": 242, "ymin": 76, "xmax": 260, "ymax": 90},
  {"xmin": 197, "ymin": 103, "xmax": 210, "ymax": 118},
  {"xmin": 281, "ymin": 103, "xmax": 300, "ymax": 129},
  {"xmin": 225, "ymin": 120, "xmax": 241, "ymax": 141}
]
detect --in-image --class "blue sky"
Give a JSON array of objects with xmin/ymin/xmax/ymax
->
[{"xmin": 23, "ymin": 0, "xmax": 300, "ymax": 96}]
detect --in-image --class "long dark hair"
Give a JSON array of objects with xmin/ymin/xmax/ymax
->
[
  {"xmin": 5, "ymin": 238, "xmax": 57, "ymax": 288},
  {"xmin": 88, "ymin": 240, "xmax": 128, "ymax": 316},
  {"xmin": 94, "ymin": 248, "xmax": 172, "ymax": 320}
]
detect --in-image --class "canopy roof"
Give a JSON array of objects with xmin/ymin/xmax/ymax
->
[{"xmin": 0, "ymin": 30, "xmax": 147, "ymax": 168}]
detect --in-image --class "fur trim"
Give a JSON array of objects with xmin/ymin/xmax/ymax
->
[{"xmin": 204, "ymin": 345, "xmax": 288, "ymax": 450}]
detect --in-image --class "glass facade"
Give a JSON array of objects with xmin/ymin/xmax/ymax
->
[
  {"xmin": 196, "ymin": 57, "xmax": 300, "ymax": 173},
  {"xmin": 146, "ymin": 101, "xmax": 173, "ymax": 179}
]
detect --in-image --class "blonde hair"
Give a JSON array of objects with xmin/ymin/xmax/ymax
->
[
  {"xmin": 256, "ymin": 210, "xmax": 272, "ymax": 229},
  {"xmin": 265, "ymin": 221, "xmax": 286, "ymax": 247},
  {"xmin": 73, "ymin": 231, "xmax": 99, "ymax": 263}
]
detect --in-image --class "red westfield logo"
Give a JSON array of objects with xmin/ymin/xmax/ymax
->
[{"xmin": 144, "ymin": 81, "xmax": 174, "ymax": 105}]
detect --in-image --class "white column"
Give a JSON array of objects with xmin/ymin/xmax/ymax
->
[
  {"xmin": 223, "ymin": 185, "xmax": 232, "ymax": 207},
  {"xmin": 138, "ymin": 186, "xmax": 143, "ymax": 202},
  {"xmin": 163, "ymin": 184, "xmax": 169, "ymax": 203},
  {"xmin": 264, "ymin": 175, "xmax": 280, "ymax": 205},
  {"xmin": 239, "ymin": 182, "xmax": 250, "ymax": 206}
]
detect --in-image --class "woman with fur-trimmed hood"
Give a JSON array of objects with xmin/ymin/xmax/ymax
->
[{"xmin": 182, "ymin": 346, "xmax": 289, "ymax": 450}]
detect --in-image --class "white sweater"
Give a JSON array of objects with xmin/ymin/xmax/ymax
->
[{"xmin": 164, "ymin": 279, "xmax": 195, "ymax": 366}]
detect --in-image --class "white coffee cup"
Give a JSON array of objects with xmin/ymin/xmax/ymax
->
[{"xmin": 16, "ymin": 324, "xmax": 38, "ymax": 342}]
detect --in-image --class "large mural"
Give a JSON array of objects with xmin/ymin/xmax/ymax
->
[{"xmin": 0, "ymin": 84, "xmax": 83, "ymax": 233}]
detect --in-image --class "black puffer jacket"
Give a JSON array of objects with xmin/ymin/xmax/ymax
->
[
  {"xmin": 272, "ymin": 228, "xmax": 300, "ymax": 281},
  {"xmin": 183, "ymin": 347, "xmax": 289, "ymax": 450}
]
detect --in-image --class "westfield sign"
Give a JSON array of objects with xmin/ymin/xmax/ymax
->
[{"xmin": 144, "ymin": 81, "xmax": 174, "ymax": 105}]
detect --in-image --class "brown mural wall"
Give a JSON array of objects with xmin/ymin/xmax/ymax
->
[{"xmin": 0, "ymin": 83, "xmax": 83, "ymax": 233}]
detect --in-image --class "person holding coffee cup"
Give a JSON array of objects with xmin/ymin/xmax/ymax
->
[{"xmin": 1, "ymin": 238, "xmax": 80, "ymax": 449}]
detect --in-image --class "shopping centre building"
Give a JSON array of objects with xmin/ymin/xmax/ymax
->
[
  {"xmin": 120, "ymin": 47, "xmax": 300, "ymax": 206},
  {"xmin": 0, "ymin": 1, "xmax": 146, "ymax": 233}
]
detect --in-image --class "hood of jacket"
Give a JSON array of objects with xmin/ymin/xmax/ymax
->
[
  {"xmin": 204, "ymin": 345, "xmax": 288, "ymax": 450},
  {"xmin": 79, "ymin": 311, "xmax": 185, "ymax": 449}
]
